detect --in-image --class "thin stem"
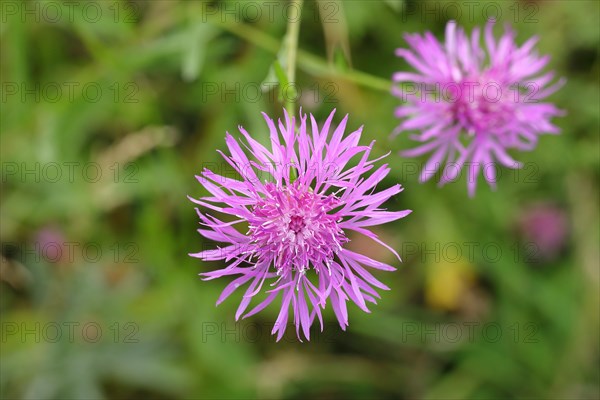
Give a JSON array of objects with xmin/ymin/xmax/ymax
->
[
  {"xmin": 209, "ymin": 18, "xmax": 392, "ymax": 93},
  {"xmin": 284, "ymin": 0, "xmax": 303, "ymax": 183},
  {"xmin": 285, "ymin": 0, "xmax": 303, "ymax": 116}
]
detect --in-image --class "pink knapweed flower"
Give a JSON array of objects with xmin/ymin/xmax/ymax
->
[
  {"xmin": 392, "ymin": 20, "xmax": 565, "ymax": 196},
  {"xmin": 189, "ymin": 109, "xmax": 411, "ymax": 341}
]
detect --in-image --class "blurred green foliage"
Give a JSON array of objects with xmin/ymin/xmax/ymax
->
[{"xmin": 1, "ymin": 0, "xmax": 599, "ymax": 399}]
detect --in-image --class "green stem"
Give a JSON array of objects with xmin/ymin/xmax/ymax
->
[
  {"xmin": 284, "ymin": 0, "xmax": 303, "ymax": 117},
  {"xmin": 209, "ymin": 18, "xmax": 391, "ymax": 93},
  {"xmin": 284, "ymin": 0, "xmax": 303, "ymax": 183}
]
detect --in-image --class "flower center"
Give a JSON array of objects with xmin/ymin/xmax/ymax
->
[
  {"xmin": 248, "ymin": 182, "xmax": 348, "ymax": 274},
  {"xmin": 288, "ymin": 214, "xmax": 306, "ymax": 234},
  {"xmin": 450, "ymin": 74, "xmax": 514, "ymax": 136}
]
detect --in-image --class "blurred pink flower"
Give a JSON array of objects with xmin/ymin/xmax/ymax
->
[
  {"xmin": 35, "ymin": 226, "xmax": 67, "ymax": 264},
  {"xmin": 393, "ymin": 20, "xmax": 565, "ymax": 196},
  {"xmin": 519, "ymin": 203, "xmax": 568, "ymax": 261}
]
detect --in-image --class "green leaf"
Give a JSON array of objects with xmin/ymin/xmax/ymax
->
[
  {"xmin": 383, "ymin": 0, "xmax": 404, "ymax": 12},
  {"xmin": 181, "ymin": 24, "xmax": 217, "ymax": 82}
]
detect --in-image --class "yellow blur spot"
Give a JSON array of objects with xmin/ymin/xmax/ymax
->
[{"xmin": 425, "ymin": 261, "xmax": 476, "ymax": 311}]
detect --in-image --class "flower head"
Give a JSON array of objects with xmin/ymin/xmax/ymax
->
[
  {"xmin": 518, "ymin": 202, "xmax": 568, "ymax": 262},
  {"xmin": 392, "ymin": 20, "xmax": 565, "ymax": 196},
  {"xmin": 189, "ymin": 109, "xmax": 411, "ymax": 341}
]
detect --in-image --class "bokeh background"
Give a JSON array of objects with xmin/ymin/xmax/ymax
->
[{"xmin": 1, "ymin": 0, "xmax": 599, "ymax": 399}]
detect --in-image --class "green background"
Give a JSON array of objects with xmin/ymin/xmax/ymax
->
[{"xmin": 1, "ymin": 0, "xmax": 598, "ymax": 399}]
